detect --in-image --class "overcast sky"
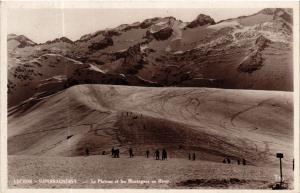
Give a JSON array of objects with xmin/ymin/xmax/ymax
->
[{"xmin": 8, "ymin": 8, "xmax": 262, "ymax": 43}]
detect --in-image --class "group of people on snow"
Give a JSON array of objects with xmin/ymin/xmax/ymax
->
[
  {"xmin": 223, "ymin": 158, "xmax": 247, "ymax": 165},
  {"xmin": 85, "ymin": 147, "xmax": 247, "ymax": 165}
]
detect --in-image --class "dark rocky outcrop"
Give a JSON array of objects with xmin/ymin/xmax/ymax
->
[
  {"xmin": 119, "ymin": 22, "xmax": 141, "ymax": 32},
  {"xmin": 103, "ymin": 30, "xmax": 122, "ymax": 37},
  {"xmin": 259, "ymin": 8, "xmax": 293, "ymax": 24},
  {"xmin": 145, "ymin": 26, "xmax": 173, "ymax": 41},
  {"xmin": 45, "ymin": 37, "xmax": 73, "ymax": 44},
  {"xmin": 67, "ymin": 67, "xmax": 127, "ymax": 86},
  {"xmin": 238, "ymin": 35, "xmax": 271, "ymax": 73},
  {"xmin": 238, "ymin": 51, "xmax": 264, "ymax": 73},
  {"xmin": 255, "ymin": 35, "xmax": 272, "ymax": 51},
  {"xmin": 8, "ymin": 34, "xmax": 37, "ymax": 48},
  {"xmin": 121, "ymin": 44, "xmax": 146, "ymax": 74},
  {"xmin": 186, "ymin": 14, "xmax": 215, "ymax": 28},
  {"xmin": 78, "ymin": 30, "xmax": 105, "ymax": 42},
  {"xmin": 88, "ymin": 37, "xmax": 114, "ymax": 51},
  {"xmin": 140, "ymin": 17, "xmax": 161, "ymax": 29}
]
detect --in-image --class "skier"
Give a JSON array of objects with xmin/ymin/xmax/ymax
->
[
  {"xmin": 162, "ymin": 149, "xmax": 167, "ymax": 160},
  {"xmin": 242, "ymin": 158, "xmax": 246, "ymax": 165},
  {"xmin": 155, "ymin": 149, "xmax": 160, "ymax": 160},
  {"xmin": 129, "ymin": 148, "xmax": 133, "ymax": 158}
]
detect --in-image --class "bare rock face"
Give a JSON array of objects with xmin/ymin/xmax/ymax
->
[
  {"xmin": 121, "ymin": 44, "xmax": 146, "ymax": 75},
  {"xmin": 259, "ymin": 8, "xmax": 278, "ymax": 15},
  {"xmin": 68, "ymin": 66, "xmax": 127, "ymax": 86},
  {"xmin": 103, "ymin": 30, "xmax": 122, "ymax": 37},
  {"xmin": 146, "ymin": 26, "xmax": 173, "ymax": 41},
  {"xmin": 186, "ymin": 14, "xmax": 215, "ymax": 28},
  {"xmin": 255, "ymin": 35, "xmax": 272, "ymax": 51},
  {"xmin": 274, "ymin": 9, "xmax": 293, "ymax": 24},
  {"xmin": 238, "ymin": 51, "xmax": 264, "ymax": 73},
  {"xmin": 88, "ymin": 37, "xmax": 113, "ymax": 51},
  {"xmin": 34, "ymin": 75, "xmax": 68, "ymax": 98},
  {"xmin": 7, "ymin": 34, "xmax": 37, "ymax": 49},
  {"xmin": 238, "ymin": 35, "xmax": 271, "ymax": 73},
  {"xmin": 140, "ymin": 17, "xmax": 161, "ymax": 29},
  {"xmin": 45, "ymin": 37, "xmax": 73, "ymax": 44},
  {"xmin": 114, "ymin": 44, "xmax": 143, "ymax": 61},
  {"xmin": 117, "ymin": 22, "xmax": 141, "ymax": 32},
  {"xmin": 259, "ymin": 8, "xmax": 293, "ymax": 24}
]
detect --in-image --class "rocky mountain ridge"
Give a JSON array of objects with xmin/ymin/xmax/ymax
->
[{"xmin": 7, "ymin": 8, "xmax": 293, "ymax": 107}]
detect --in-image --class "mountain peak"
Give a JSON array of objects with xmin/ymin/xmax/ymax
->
[
  {"xmin": 45, "ymin": 36, "xmax": 73, "ymax": 44},
  {"xmin": 259, "ymin": 8, "xmax": 292, "ymax": 23},
  {"xmin": 259, "ymin": 8, "xmax": 290, "ymax": 15},
  {"xmin": 186, "ymin": 14, "xmax": 215, "ymax": 28},
  {"xmin": 7, "ymin": 34, "xmax": 37, "ymax": 48},
  {"xmin": 259, "ymin": 8, "xmax": 278, "ymax": 15}
]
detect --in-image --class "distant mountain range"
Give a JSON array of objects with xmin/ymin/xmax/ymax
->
[{"xmin": 7, "ymin": 8, "xmax": 293, "ymax": 107}]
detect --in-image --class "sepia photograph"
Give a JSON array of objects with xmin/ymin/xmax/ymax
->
[{"xmin": 1, "ymin": 1, "xmax": 299, "ymax": 191}]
